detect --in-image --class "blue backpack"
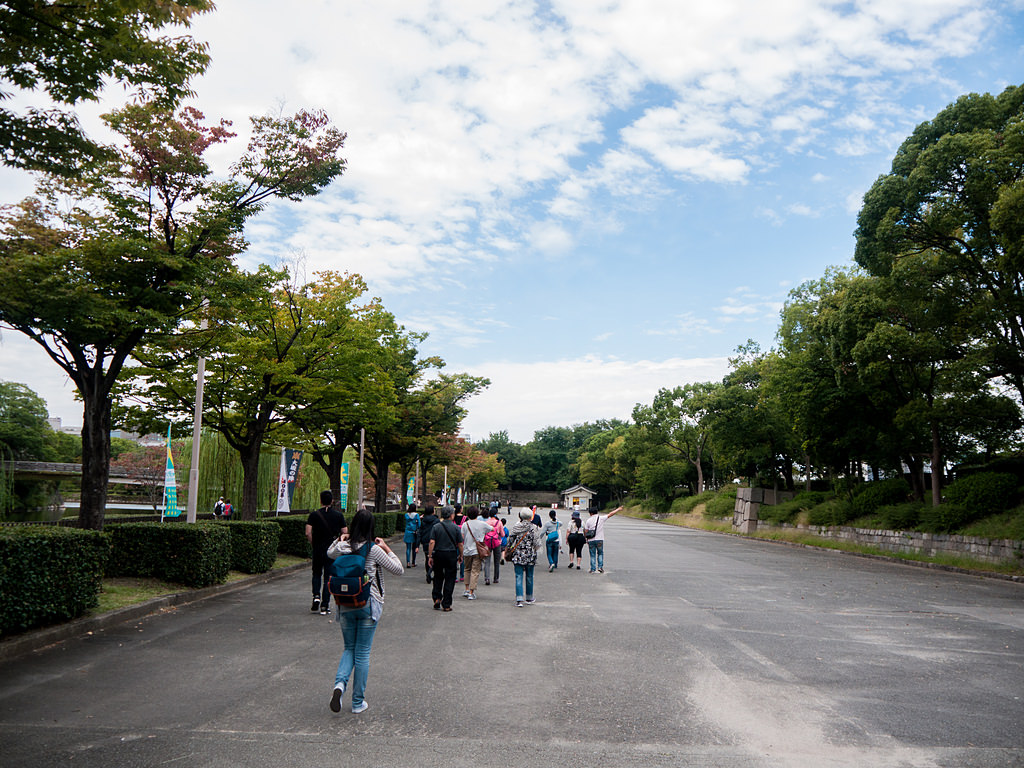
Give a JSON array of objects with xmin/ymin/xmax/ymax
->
[{"xmin": 328, "ymin": 541, "xmax": 377, "ymax": 609}]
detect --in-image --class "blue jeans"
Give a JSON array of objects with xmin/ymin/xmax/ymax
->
[
  {"xmin": 546, "ymin": 538, "xmax": 559, "ymax": 567},
  {"xmin": 514, "ymin": 563, "xmax": 535, "ymax": 601},
  {"xmin": 335, "ymin": 608, "xmax": 378, "ymax": 708},
  {"xmin": 588, "ymin": 540, "xmax": 604, "ymax": 571},
  {"xmin": 404, "ymin": 541, "xmax": 417, "ymax": 564}
]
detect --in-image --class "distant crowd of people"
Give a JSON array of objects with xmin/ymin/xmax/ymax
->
[{"xmin": 305, "ymin": 493, "xmax": 621, "ymax": 715}]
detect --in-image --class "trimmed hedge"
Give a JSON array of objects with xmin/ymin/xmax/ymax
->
[
  {"xmin": 807, "ymin": 498, "xmax": 855, "ymax": 526},
  {"xmin": 106, "ymin": 522, "xmax": 230, "ymax": 588},
  {"xmin": 269, "ymin": 514, "xmax": 313, "ymax": 558},
  {"xmin": 760, "ymin": 491, "xmax": 830, "ymax": 524},
  {"xmin": 877, "ymin": 501, "xmax": 925, "ymax": 531},
  {"xmin": 944, "ymin": 472, "xmax": 1019, "ymax": 517},
  {"xmin": 372, "ymin": 512, "xmax": 397, "ymax": 538},
  {"xmin": 0, "ymin": 526, "xmax": 109, "ymax": 635},
  {"xmin": 228, "ymin": 521, "xmax": 280, "ymax": 574},
  {"xmin": 919, "ymin": 503, "xmax": 974, "ymax": 533},
  {"xmin": 850, "ymin": 478, "xmax": 912, "ymax": 518}
]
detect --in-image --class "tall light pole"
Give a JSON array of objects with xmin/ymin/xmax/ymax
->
[
  {"xmin": 357, "ymin": 427, "xmax": 365, "ymax": 511},
  {"xmin": 186, "ymin": 303, "xmax": 209, "ymax": 523}
]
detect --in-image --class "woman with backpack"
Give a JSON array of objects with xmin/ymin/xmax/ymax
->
[
  {"xmin": 403, "ymin": 504, "xmax": 420, "ymax": 568},
  {"xmin": 481, "ymin": 509, "xmax": 505, "ymax": 585},
  {"xmin": 503, "ymin": 509, "xmax": 543, "ymax": 607},
  {"xmin": 325, "ymin": 508, "xmax": 403, "ymax": 714}
]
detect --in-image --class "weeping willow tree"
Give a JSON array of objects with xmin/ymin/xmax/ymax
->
[{"xmin": 172, "ymin": 430, "xmax": 331, "ymax": 516}]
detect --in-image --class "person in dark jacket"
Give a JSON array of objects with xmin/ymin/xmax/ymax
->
[
  {"xmin": 418, "ymin": 505, "xmax": 439, "ymax": 583},
  {"xmin": 428, "ymin": 505, "xmax": 463, "ymax": 611},
  {"xmin": 305, "ymin": 490, "xmax": 348, "ymax": 615}
]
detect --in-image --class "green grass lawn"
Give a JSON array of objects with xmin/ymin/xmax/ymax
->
[{"xmin": 91, "ymin": 554, "xmax": 308, "ymax": 615}]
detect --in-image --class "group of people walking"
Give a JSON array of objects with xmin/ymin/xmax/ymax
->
[{"xmin": 307, "ymin": 494, "xmax": 622, "ymax": 715}]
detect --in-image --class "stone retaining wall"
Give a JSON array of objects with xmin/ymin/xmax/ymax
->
[{"xmin": 755, "ymin": 521, "xmax": 1024, "ymax": 565}]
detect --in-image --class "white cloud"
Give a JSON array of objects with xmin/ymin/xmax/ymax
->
[
  {"xmin": 0, "ymin": 333, "xmax": 81, "ymax": 427},
  {"xmin": 459, "ymin": 354, "xmax": 732, "ymax": 443}
]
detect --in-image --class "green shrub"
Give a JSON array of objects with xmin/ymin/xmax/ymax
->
[
  {"xmin": 106, "ymin": 522, "xmax": 230, "ymax": 588},
  {"xmin": 704, "ymin": 486, "xmax": 738, "ymax": 518},
  {"xmin": 850, "ymin": 478, "xmax": 912, "ymax": 518},
  {"xmin": 758, "ymin": 491, "xmax": 830, "ymax": 524},
  {"xmin": 228, "ymin": 521, "xmax": 280, "ymax": 574},
  {"xmin": 676, "ymin": 490, "xmax": 716, "ymax": 514},
  {"xmin": 794, "ymin": 491, "xmax": 829, "ymax": 506},
  {"xmin": 877, "ymin": 501, "xmax": 925, "ymax": 530},
  {"xmin": 807, "ymin": 498, "xmax": 855, "ymax": 526},
  {"xmin": 919, "ymin": 503, "xmax": 976, "ymax": 533},
  {"xmin": 270, "ymin": 514, "xmax": 312, "ymax": 558},
  {"xmin": 943, "ymin": 472, "xmax": 1018, "ymax": 517},
  {"xmin": 0, "ymin": 526, "xmax": 109, "ymax": 635}
]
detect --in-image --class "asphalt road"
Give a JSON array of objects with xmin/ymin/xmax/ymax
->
[{"xmin": 1, "ymin": 515, "xmax": 1022, "ymax": 768}]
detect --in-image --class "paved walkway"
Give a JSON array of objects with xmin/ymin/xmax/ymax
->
[{"xmin": 1, "ymin": 516, "xmax": 1022, "ymax": 767}]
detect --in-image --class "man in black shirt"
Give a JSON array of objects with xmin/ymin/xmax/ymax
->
[
  {"xmin": 428, "ymin": 505, "xmax": 463, "ymax": 612},
  {"xmin": 306, "ymin": 490, "xmax": 348, "ymax": 615}
]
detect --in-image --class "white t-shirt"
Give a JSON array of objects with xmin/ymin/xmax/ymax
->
[
  {"xmin": 585, "ymin": 514, "xmax": 609, "ymax": 542},
  {"xmin": 461, "ymin": 518, "xmax": 492, "ymax": 556}
]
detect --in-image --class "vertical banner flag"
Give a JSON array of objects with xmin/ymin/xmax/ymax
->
[
  {"xmin": 339, "ymin": 462, "xmax": 349, "ymax": 512},
  {"xmin": 406, "ymin": 477, "xmax": 415, "ymax": 506},
  {"xmin": 276, "ymin": 448, "xmax": 304, "ymax": 515},
  {"xmin": 162, "ymin": 424, "xmax": 180, "ymax": 519}
]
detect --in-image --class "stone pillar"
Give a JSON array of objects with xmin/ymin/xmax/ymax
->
[{"xmin": 733, "ymin": 488, "xmax": 761, "ymax": 533}]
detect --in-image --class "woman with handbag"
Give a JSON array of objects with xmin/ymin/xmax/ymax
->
[
  {"xmin": 504, "ymin": 509, "xmax": 543, "ymax": 607},
  {"xmin": 460, "ymin": 506, "xmax": 492, "ymax": 600},
  {"xmin": 326, "ymin": 509, "xmax": 403, "ymax": 714},
  {"xmin": 540, "ymin": 509, "xmax": 563, "ymax": 572},
  {"xmin": 565, "ymin": 511, "xmax": 586, "ymax": 570}
]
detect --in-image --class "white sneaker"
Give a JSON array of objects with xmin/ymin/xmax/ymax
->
[
  {"xmin": 330, "ymin": 685, "xmax": 344, "ymax": 713},
  {"xmin": 352, "ymin": 701, "xmax": 369, "ymax": 714}
]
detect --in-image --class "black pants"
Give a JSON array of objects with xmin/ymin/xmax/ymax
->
[
  {"xmin": 421, "ymin": 542, "xmax": 433, "ymax": 581},
  {"xmin": 431, "ymin": 550, "xmax": 458, "ymax": 609},
  {"xmin": 311, "ymin": 548, "xmax": 333, "ymax": 604}
]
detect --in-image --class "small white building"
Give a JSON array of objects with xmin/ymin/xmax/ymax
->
[{"xmin": 561, "ymin": 484, "xmax": 596, "ymax": 511}]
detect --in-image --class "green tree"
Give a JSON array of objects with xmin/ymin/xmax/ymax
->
[
  {"xmin": 633, "ymin": 382, "xmax": 719, "ymax": 494},
  {"xmin": 855, "ymin": 84, "xmax": 1024, "ymax": 402},
  {"xmin": 0, "ymin": 380, "xmax": 52, "ymax": 460},
  {"xmin": 0, "ymin": 104, "xmax": 346, "ymax": 529},
  {"xmin": 1, "ymin": 0, "xmax": 213, "ymax": 174},
  {"xmin": 124, "ymin": 268, "xmax": 373, "ymax": 520}
]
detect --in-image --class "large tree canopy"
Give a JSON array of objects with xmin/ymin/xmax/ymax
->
[
  {"xmin": 0, "ymin": 0, "xmax": 213, "ymax": 174},
  {"xmin": 0, "ymin": 104, "xmax": 347, "ymax": 529},
  {"xmin": 855, "ymin": 84, "xmax": 1024, "ymax": 401}
]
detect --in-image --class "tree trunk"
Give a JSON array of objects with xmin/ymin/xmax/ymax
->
[
  {"xmin": 238, "ymin": 441, "xmax": 263, "ymax": 520},
  {"xmin": 905, "ymin": 455, "xmax": 924, "ymax": 502},
  {"xmin": 78, "ymin": 387, "xmax": 112, "ymax": 530},
  {"xmin": 804, "ymin": 453, "xmax": 812, "ymax": 492},
  {"xmin": 931, "ymin": 422, "xmax": 942, "ymax": 508},
  {"xmin": 373, "ymin": 459, "xmax": 389, "ymax": 513}
]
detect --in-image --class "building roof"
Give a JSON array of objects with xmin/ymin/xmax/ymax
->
[{"xmin": 561, "ymin": 484, "xmax": 596, "ymax": 496}]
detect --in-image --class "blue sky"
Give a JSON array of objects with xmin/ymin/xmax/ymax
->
[{"xmin": 2, "ymin": 0, "xmax": 1023, "ymax": 443}]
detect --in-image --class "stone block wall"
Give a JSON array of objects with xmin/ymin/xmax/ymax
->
[{"xmin": 755, "ymin": 521, "xmax": 1024, "ymax": 566}]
